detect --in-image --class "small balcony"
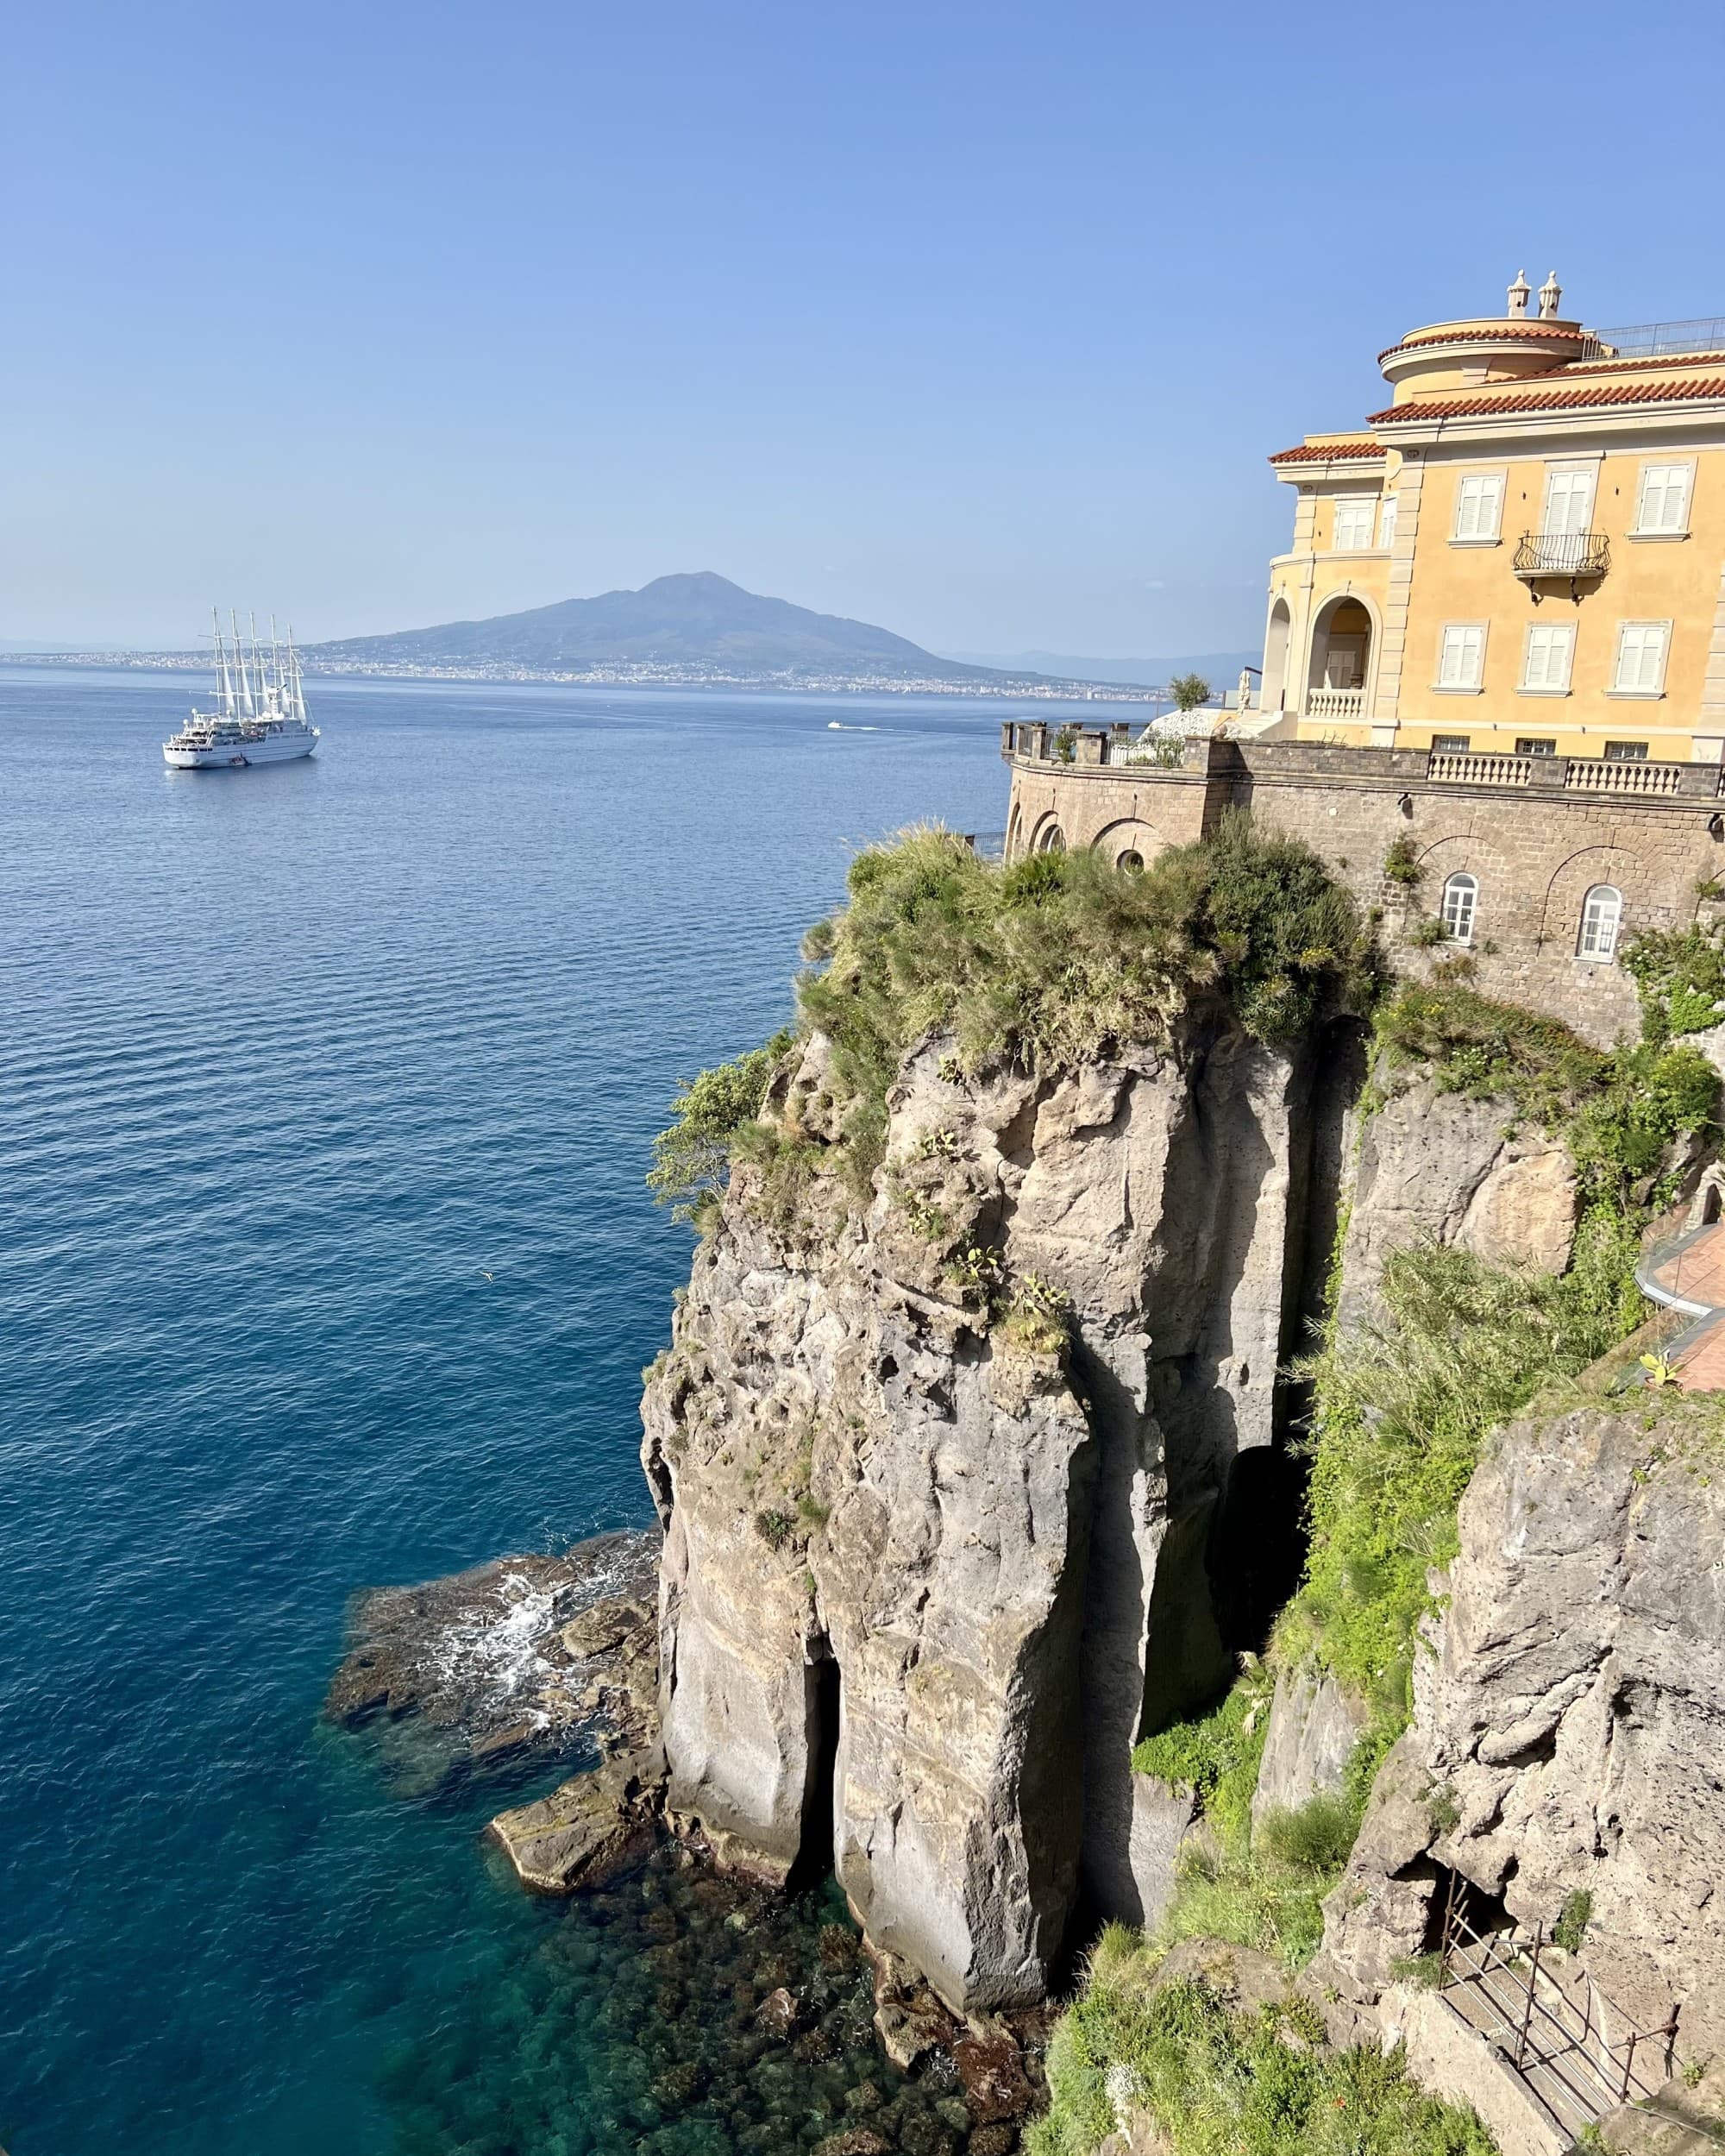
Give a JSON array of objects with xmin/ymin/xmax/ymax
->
[
  {"xmin": 1304, "ymin": 687, "xmax": 1364, "ymax": 723},
  {"xmin": 1513, "ymin": 530, "xmax": 1609, "ymax": 591}
]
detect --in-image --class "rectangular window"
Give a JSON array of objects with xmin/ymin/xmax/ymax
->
[
  {"xmin": 1378, "ymin": 494, "xmax": 1399, "ymax": 550},
  {"xmin": 1453, "ymin": 474, "xmax": 1504, "ymax": 541},
  {"xmin": 1634, "ymin": 463, "xmax": 1692, "ymax": 535},
  {"xmin": 1515, "ymin": 737, "xmax": 1558, "ymax": 756},
  {"xmin": 1542, "ymin": 466, "xmax": 1596, "ymax": 535},
  {"xmin": 1332, "ymin": 496, "xmax": 1377, "ymax": 550},
  {"xmin": 1438, "ymin": 624, "xmax": 1486, "ymax": 688},
  {"xmin": 1521, "ymin": 621, "xmax": 1576, "ymax": 691},
  {"xmin": 1432, "ymin": 734, "xmax": 1471, "ymax": 753},
  {"xmin": 1604, "ymin": 740, "xmax": 1649, "ymax": 761},
  {"xmin": 1613, "ymin": 621, "xmax": 1671, "ymax": 694}
]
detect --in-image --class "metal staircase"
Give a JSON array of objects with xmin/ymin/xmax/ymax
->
[{"xmin": 1436, "ymin": 1902, "xmax": 1678, "ymax": 2148}]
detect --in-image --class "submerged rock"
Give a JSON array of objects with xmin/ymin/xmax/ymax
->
[{"xmin": 325, "ymin": 1529, "xmax": 660, "ymax": 1795}]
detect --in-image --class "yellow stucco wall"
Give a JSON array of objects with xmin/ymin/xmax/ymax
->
[{"xmin": 1389, "ymin": 443, "xmax": 1725, "ymax": 756}]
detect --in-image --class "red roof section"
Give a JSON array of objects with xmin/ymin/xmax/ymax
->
[
  {"xmin": 1368, "ymin": 376, "xmax": 1725, "ymax": 424},
  {"xmin": 1268, "ymin": 437, "xmax": 1385, "ymax": 465},
  {"xmin": 1377, "ymin": 320, "xmax": 1589, "ymax": 366}
]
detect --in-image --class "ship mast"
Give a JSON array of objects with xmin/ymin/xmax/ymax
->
[
  {"xmin": 231, "ymin": 609, "xmax": 255, "ymax": 717},
  {"xmin": 213, "ymin": 605, "xmax": 235, "ymax": 718}
]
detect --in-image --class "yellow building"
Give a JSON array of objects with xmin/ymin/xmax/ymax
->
[{"xmin": 1260, "ymin": 273, "xmax": 1725, "ymax": 764}]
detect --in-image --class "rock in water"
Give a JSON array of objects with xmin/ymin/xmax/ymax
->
[
  {"xmin": 486, "ymin": 1746, "xmax": 662, "ymax": 1893},
  {"xmin": 325, "ymin": 1530, "xmax": 660, "ymax": 1795}
]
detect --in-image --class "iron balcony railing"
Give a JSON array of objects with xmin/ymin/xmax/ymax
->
[{"xmin": 1513, "ymin": 531, "xmax": 1609, "ymax": 580}]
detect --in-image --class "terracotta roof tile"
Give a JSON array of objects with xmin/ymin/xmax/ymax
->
[
  {"xmin": 1367, "ymin": 376, "xmax": 1725, "ymax": 424},
  {"xmin": 1377, "ymin": 320, "xmax": 1590, "ymax": 365},
  {"xmin": 1268, "ymin": 437, "xmax": 1386, "ymax": 464}
]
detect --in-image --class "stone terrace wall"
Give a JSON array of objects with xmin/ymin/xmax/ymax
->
[{"xmin": 1002, "ymin": 726, "xmax": 1725, "ymax": 1047}]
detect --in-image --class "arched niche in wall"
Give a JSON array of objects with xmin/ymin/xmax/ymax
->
[
  {"xmin": 1538, "ymin": 843, "xmax": 1647, "ymax": 961},
  {"xmin": 1093, "ymin": 816, "xmax": 1170, "ymax": 871}
]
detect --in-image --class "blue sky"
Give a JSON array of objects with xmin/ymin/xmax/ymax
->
[{"xmin": 6, "ymin": 0, "xmax": 1723, "ymax": 655}]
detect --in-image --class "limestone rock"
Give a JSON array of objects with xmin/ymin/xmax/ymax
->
[
  {"xmin": 643, "ymin": 1011, "xmax": 1351, "ymax": 2011},
  {"xmin": 1251, "ymin": 1666, "xmax": 1368, "ymax": 1834},
  {"xmin": 486, "ymin": 1745, "xmax": 662, "ymax": 1893},
  {"xmin": 1114, "ymin": 1772, "xmax": 1197, "ymax": 1931},
  {"xmin": 1316, "ymin": 1399, "xmax": 1725, "ymax": 2060},
  {"xmin": 1338, "ymin": 1076, "xmax": 1577, "ymax": 1327}
]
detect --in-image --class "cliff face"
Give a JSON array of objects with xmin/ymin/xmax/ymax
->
[
  {"xmin": 642, "ymin": 1008, "xmax": 1352, "ymax": 2012},
  {"xmin": 1314, "ymin": 1394, "xmax": 1725, "ymax": 2057}
]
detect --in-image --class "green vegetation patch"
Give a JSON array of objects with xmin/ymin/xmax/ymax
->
[
  {"xmin": 1377, "ymin": 973, "xmax": 1716, "ymax": 1204},
  {"xmin": 1277, "ymin": 1241, "xmax": 1640, "ymax": 1719},
  {"xmin": 1132, "ymin": 1669, "xmax": 1270, "ymax": 1848},
  {"xmin": 1027, "ymin": 1934, "xmax": 1495, "ymax": 2156},
  {"xmin": 796, "ymin": 813, "xmax": 1380, "ymax": 1192},
  {"xmin": 648, "ymin": 1028, "xmax": 794, "ymax": 1225},
  {"xmin": 651, "ymin": 814, "xmax": 1381, "ymax": 1231}
]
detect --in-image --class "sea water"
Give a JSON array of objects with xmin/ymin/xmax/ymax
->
[{"xmin": 0, "ymin": 668, "xmax": 1060, "ymax": 2155}]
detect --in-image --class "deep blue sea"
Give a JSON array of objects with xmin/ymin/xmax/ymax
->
[{"xmin": 0, "ymin": 668, "xmax": 1049, "ymax": 2156}]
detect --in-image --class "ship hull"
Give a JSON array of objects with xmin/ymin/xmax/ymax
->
[{"xmin": 163, "ymin": 734, "xmax": 317, "ymax": 769}]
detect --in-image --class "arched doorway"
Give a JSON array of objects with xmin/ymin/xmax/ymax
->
[
  {"xmin": 1262, "ymin": 599, "xmax": 1292, "ymax": 714},
  {"xmin": 1305, "ymin": 594, "xmax": 1376, "ymax": 725}
]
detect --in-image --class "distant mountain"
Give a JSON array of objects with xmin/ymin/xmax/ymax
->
[
  {"xmin": 309, "ymin": 573, "xmax": 1046, "ymax": 687},
  {"xmin": 945, "ymin": 648, "xmax": 1261, "ymax": 690}
]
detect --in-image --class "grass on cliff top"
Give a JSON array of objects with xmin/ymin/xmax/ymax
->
[
  {"xmin": 649, "ymin": 813, "xmax": 1382, "ymax": 1225},
  {"xmin": 805, "ymin": 810, "xmax": 1381, "ymax": 1106},
  {"xmin": 1376, "ymin": 969, "xmax": 1717, "ymax": 1208},
  {"xmin": 1026, "ymin": 1930, "xmax": 1496, "ymax": 2156}
]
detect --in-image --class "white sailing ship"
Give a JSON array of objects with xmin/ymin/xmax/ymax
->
[{"xmin": 163, "ymin": 613, "xmax": 320, "ymax": 769}]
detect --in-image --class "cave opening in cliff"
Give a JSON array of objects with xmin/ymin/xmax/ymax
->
[{"xmin": 790, "ymin": 1649, "xmax": 842, "ymax": 1891}]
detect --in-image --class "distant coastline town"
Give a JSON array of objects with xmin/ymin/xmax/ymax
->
[{"xmin": 0, "ymin": 646, "xmax": 1166, "ymax": 701}]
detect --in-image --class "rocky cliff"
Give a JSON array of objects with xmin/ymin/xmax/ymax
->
[
  {"xmin": 1314, "ymin": 1389, "xmax": 1725, "ymax": 2060},
  {"xmin": 640, "ymin": 1002, "xmax": 1365, "ymax": 2013}
]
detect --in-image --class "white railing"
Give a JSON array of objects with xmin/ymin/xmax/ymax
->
[
  {"xmin": 1565, "ymin": 758, "xmax": 1685, "ymax": 796},
  {"xmin": 1427, "ymin": 752, "xmax": 1534, "ymax": 787},
  {"xmin": 1304, "ymin": 688, "xmax": 1364, "ymax": 722}
]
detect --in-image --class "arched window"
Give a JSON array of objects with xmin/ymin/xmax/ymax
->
[
  {"xmin": 1440, "ymin": 871, "xmax": 1477, "ymax": 946},
  {"xmin": 1117, "ymin": 849, "xmax": 1145, "ymax": 873},
  {"xmin": 1578, "ymin": 884, "xmax": 1622, "ymax": 962},
  {"xmin": 1036, "ymin": 824, "xmax": 1066, "ymax": 853}
]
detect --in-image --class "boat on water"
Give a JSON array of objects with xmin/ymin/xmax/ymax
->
[{"xmin": 163, "ymin": 612, "xmax": 319, "ymax": 769}]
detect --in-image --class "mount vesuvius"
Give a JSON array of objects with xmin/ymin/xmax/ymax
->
[{"xmin": 307, "ymin": 573, "xmax": 1069, "ymax": 688}]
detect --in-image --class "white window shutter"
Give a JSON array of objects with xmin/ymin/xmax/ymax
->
[
  {"xmin": 1639, "ymin": 465, "xmax": 1690, "ymax": 533},
  {"xmin": 1617, "ymin": 623, "xmax": 1669, "ymax": 691},
  {"xmin": 1545, "ymin": 469, "xmax": 1594, "ymax": 534},
  {"xmin": 1455, "ymin": 481, "xmax": 1480, "ymax": 538},
  {"xmin": 1440, "ymin": 629, "xmax": 1462, "ymax": 685},
  {"xmin": 1379, "ymin": 495, "xmax": 1398, "ymax": 549},
  {"xmin": 1462, "ymin": 626, "xmax": 1483, "ymax": 684}
]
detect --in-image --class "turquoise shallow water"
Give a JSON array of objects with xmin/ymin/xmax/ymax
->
[{"xmin": 0, "ymin": 668, "xmax": 1040, "ymax": 2155}]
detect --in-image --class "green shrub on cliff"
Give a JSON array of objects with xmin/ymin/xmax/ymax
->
[
  {"xmin": 648, "ymin": 1029, "xmax": 794, "ymax": 1225},
  {"xmin": 1131, "ymin": 1669, "xmax": 1270, "ymax": 1846},
  {"xmin": 1377, "ymin": 974, "xmax": 1716, "ymax": 1207},
  {"xmin": 1027, "ymin": 1942, "xmax": 1495, "ymax": 2156},
  {"xmin": 1278, "ymin": 1241, "xmax": 1632, "ymax": 1720},
  {"xmin": 794, "ymin": 813, "xmax": 1380, "ymax": 1188}
]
